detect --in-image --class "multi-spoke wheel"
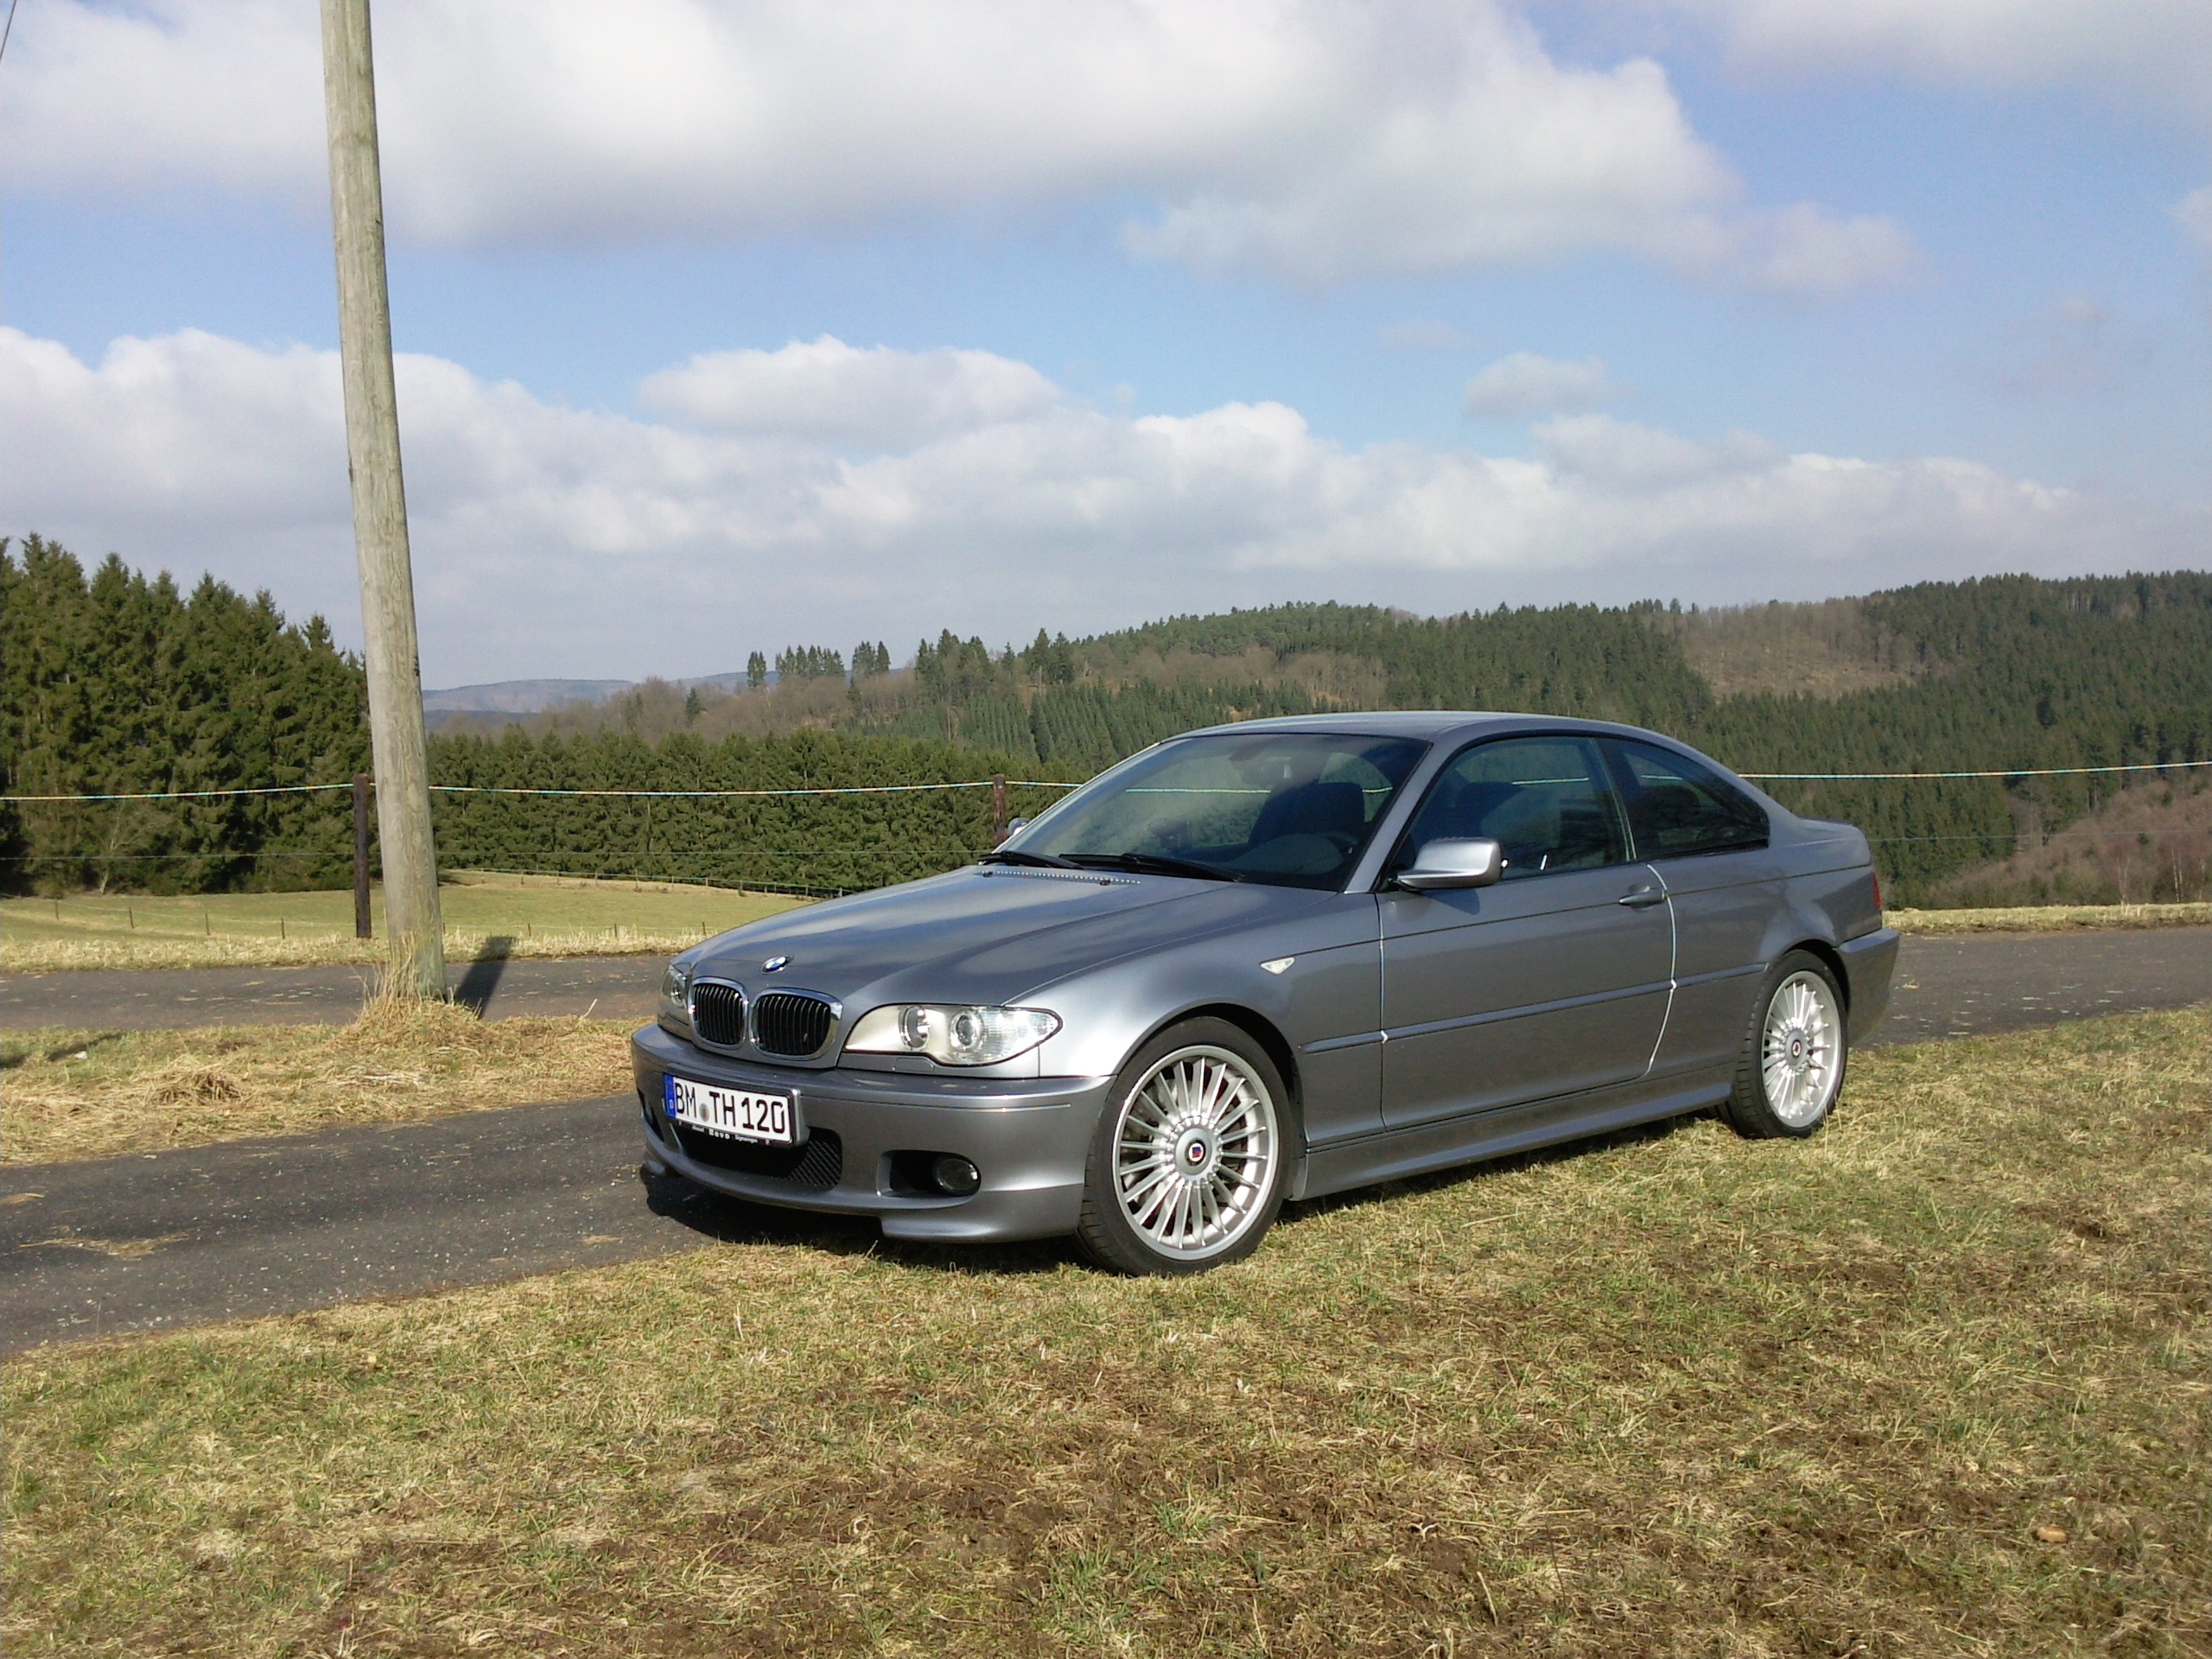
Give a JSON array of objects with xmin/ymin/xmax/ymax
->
[
  {"xmin": 1723, "ymin": 950, "xmax": 1848, "ymax": 1139},
  {"xmin": 1077, "ymin": 1018, "xmax": 1293, "ymax": 1274}
]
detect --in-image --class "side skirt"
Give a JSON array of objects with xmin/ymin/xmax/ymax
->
[{"xmin": 1294, "ymin": 1071, "xmax": 1733, "ymax": 1202}]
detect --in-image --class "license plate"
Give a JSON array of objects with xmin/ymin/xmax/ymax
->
[{"xmin": 663, "ymin": 1076, "xmax": 795, "ymax": 1145}]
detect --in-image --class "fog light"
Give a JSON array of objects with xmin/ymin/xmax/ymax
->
[{"xmin": 931, "ymin": 1154, "xmax": 981, "ymax": 1197}]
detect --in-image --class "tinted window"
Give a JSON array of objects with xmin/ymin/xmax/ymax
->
[
  {"xmin": 1015, "ymin": 732, "xmax": 1427, "ymax": 890},
  {"xmin": 1606, "ymin": 740, "xmax": 1769, "ymax": 858},
  {"xmin": 1397, "ymin": 736, "xmax": 1626, "ymax": 880}
]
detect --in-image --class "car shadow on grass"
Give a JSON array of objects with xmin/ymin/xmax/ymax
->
[
  {"xmin": 1274, "ymin": 1109, "xmax": 1709, "ymax": 1234},
  {"xmin": 633, "ymin": 1110, "xmax": 1715, "ymax": 1279},
  {"xmin": 638, "ymin": 1162, "xmax": 1079, "ymax": 1276}
]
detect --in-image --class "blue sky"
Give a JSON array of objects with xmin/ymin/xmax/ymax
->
[{"xmin": 3, "ymin": 1, "xmax": 2206, "ymax": 684}]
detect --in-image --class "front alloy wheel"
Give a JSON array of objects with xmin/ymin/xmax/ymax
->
[{"xmin": 1077, "ymin": 1019, "xmax": 1290, "ymax": 1274}]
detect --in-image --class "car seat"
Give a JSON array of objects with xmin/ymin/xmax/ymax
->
[{"xmin": 1249, "ymin": 779, "xmax": 1367, "ymax": 848}]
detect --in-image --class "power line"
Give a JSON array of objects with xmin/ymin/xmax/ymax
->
[
  {"xmin": 1, "ymin": 784, "xmax": 359, "ymax": 803},
  {"xmin": 426, "ymin": 780, "xmax": 1079, "ymax": 798},
  {"xmin": 1742, "ymin": 760, "xmax": 2212, "ymax": 781},
  {"xmin": 0, "ymin": 779, "xmax": 1079, "ymax": 803},
  {"xmin": 8, "ymin": 758, "xmax": 2209, "ymax": 805}
]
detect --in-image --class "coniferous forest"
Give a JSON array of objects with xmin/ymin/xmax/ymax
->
[{"xmin": 6, "ymin": 533, "xmax": 2209, "ymax": 903}]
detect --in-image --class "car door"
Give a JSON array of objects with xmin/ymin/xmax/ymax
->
[
  {"xmin": 1378, "ymin": 734, "xmax": 1673, "ymax": 1128},
  {"xmin": 1602, "ymin": 738, "xmax": 1783, "ymax": 1081}
]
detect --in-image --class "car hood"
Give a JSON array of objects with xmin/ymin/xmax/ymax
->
[{"xmin": 689, "ymin": 865, "xmax": 1332, "ymax": 1007}]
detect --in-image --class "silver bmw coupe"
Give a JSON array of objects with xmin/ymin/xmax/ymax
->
[{"xmin": 632, "ymin": 714, "xmax": 1898, "ymax": 1274}]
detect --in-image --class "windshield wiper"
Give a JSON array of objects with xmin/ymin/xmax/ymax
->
[
  {"xmin": 978, "ymin": 848, "xmax": 1083, "ymax": 870},
  {"xmin": 1062, "ymin": 852, "xmax": 1243, "ymax": 882}
]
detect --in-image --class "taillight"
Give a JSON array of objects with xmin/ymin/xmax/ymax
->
[{"xmin": 1872, "ymin": 868, "xmax": 1884, "ymax": 913}]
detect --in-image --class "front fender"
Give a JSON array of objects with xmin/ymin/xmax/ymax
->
[{"xmin": 1027, "ymin": 895, "xmax": 1381, "ymax": 1084}]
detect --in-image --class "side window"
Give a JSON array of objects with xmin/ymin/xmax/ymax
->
[
  {"xmin": 1606, "ymin": 740, "xmax": 1769, "ymax": 859},
  {"xmin": 1400, "ymin": 737, "xmax": 1626, "ymax": 880}
]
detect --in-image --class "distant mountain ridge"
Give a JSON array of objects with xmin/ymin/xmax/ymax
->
[{"xmin": 424, "ymin": 672, "xmax": 750, "ymax": 715}]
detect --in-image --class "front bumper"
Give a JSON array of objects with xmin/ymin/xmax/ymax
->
[
  {"xmin": 1840, "ymin": 925, "xmax": 1901, "ymax": 1044},
  {"xmin": 631, "ymin": 1025, "xmax": 1109, "ymax": 1243}
]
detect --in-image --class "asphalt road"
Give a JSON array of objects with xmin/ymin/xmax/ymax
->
[
  {"xmin": 3, "ymin": 927, "xmax": 2207, "ymax": 1355},
  {"xmin": 0, "ymin": 953, "xmax": 661, "ymax": 1030}
]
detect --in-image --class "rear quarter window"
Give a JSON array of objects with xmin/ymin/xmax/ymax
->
[{"xmin": 1606, "ymin": 740, "xmax": 1769, "ymax": 859}]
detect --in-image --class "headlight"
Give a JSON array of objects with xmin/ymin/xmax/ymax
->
[
  {"xmin": 844, "ymin": 1004, "xmax": 1060, "ymax": 1066},
  {"xmin": 659, "ymin": 961, "xmax": 692, "ymax": 1025}
]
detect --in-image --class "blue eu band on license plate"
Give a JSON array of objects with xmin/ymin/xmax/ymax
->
[{"xmin": 664, "ymin": 1075, "xmax": 795, "ymax": 1145}]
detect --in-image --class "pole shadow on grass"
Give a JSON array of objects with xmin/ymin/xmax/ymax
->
[
  {"xmin": 450, "ymin": 937, "xmax": 516, "ymax": 1015},
  {"xmin": 1, "ymin": 1031, "xmax": 134, "ymax": 1070},
  {"xmin": 638, "ymin": 1162, "xmax": 1078, "ymax": 1277}
]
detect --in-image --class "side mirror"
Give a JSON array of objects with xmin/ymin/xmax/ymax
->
[
  {"xmin": 1006, "ymin": 818, "xmax": 1030, "ymax": 836},
  {"xmin": 1394, "ymin": 837, "xmax": 1505, "ymax": 892}
]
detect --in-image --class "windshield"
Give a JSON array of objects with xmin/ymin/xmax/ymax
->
[{"xmin": 1005, "ymin": 732, "xmax": 1428, "ymax": 890}]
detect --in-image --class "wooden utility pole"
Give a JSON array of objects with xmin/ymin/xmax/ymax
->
[{"xmin": 321, "ymin": 0, "xmax": 444, "ymax": 999}]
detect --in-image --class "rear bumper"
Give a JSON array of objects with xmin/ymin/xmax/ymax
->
[
  {"xmin": 1839, "ymin": 926, "xmax": 1900, "ymax": 1044},
  {"xmin": 631, "ymin": 1025, "xmax": 1108, "ymax": 1243}
]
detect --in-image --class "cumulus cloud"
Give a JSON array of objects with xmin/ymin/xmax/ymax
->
[
  {"xmin": 1967, "ymin": 296, "xmax": 2152, "ymax": 397},
  {"xmin": 3, "ymin": 327, "xmax": 2183, "ymax": 683},
  {"xmin": 2, "ymin": 0, "xmax": 1907, "ymax": 295},
  {"xmin": 2177, "ymin": 186, "xmax": 2212, "ymax": 255},
  {"xmin": 1379, "ymin": 321, "xmax": 1471, "ymax": 353},
  {"xmin": 1463, "ymin": 353, "xmax": 1626, "ymax": 419},
  {"xmin": 1732, "ymin": 203, "xmax": 1919, "ymax": 300},
  {"xmin": 1674, "ymin": 0, "xmax": 2212, "ymax": 124},
  {"xmin": 639, "ymin": 338, "xmax": 1064, "ymax": 449}
]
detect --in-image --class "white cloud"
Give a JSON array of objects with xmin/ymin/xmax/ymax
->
[
  {"xmin": 1732, "ymin": 204, "xmax": 1919, "ymax": 301},
  {"xmin": 1967, "ymin": 295, "xmax": 2152, "ymax": 397},
  {"xmin": 1674, "ymin": 0, "xmax": 2212, "ymax": 124},
  {"xmin": 1379, "ymin": 321, "xmax": 1471, "ymax": 353},
  {"xmin": 639, "ymin": 338, "xmax": 1064, "ymax": 450},
  {"xmin": 2177, "ymin": 186, "xmax": 2212, "ymax": 254},
  {"xmin": 1464, "ymin": 353, "xmax": 1626, "ymax": 419},
  {"xmin": 2, "ymin": 0, "xmax": 1908, "ymax": 295},
  {"xmin": 4, "ymin": 327, "xmax": 2185, "ymax": 683}
]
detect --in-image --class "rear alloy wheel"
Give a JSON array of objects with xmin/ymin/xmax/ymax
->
[
  {"xmin": 1723, "ymin": 950, "xmax": 1847, "ymax": 1139},
  {"xmin": 1077, "ymin": 1018, "xmax": 1290, "ymax": 1274}
]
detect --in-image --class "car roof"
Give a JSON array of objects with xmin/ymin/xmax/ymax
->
[{"xmin": 1175, "ymin": 710, "xmax": 1665, "ymax": 746}]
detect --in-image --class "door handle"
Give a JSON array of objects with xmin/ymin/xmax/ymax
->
[{"xmin": 1618, "ymin": 887, "xmax": 1667, "ymax": 909}]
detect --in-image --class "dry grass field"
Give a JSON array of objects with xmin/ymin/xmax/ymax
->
[
  {"xmin": 0, "ymin": 871, "xmax": 804, "ymax": 974},
  {"xmin": 4, "ymin": 1006, "xmax": 2205, "ymax": 1657},
  {"xmin": 1, "ymin": 1000, "xmax": 634, "ymax": 1166},
  {"xmin": 1887, "ymin": 901, "xmax": 2212, "ymax": 934}
]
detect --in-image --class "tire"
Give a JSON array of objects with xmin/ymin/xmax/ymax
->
[
  {"xmin": 1075, "ymin": 1018, "xmax": 1293, "ymax": 1275},
  {"xmin": 1721, "ymin": 950, "xmax": 1848, "ymax": 1140}
]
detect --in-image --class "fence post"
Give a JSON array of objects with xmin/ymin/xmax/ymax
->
[
  {"xmin": 991, "ymin": 775, "xmax": 1008, "ymax": 847},
  {"xmin": 353, "ymin": 772, "xmax": 373, "ymax": 938}
]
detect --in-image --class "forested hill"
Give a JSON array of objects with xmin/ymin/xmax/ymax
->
[
  {"xmin": 6, "ymin": 531, "xmax": 2209, "ymax": 900},
  {"xmin": 1, "ymin": 536, "xmax": 370, "ymax": 893}
]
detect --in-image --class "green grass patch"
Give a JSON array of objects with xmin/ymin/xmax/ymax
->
[
  {"xmin": 0, "ymin": 871, "xmax": 805, "ymax": 973},
  {"xmin": 5, "ymin": 1007, "xmax": 2207, "ymax": 1656}
]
